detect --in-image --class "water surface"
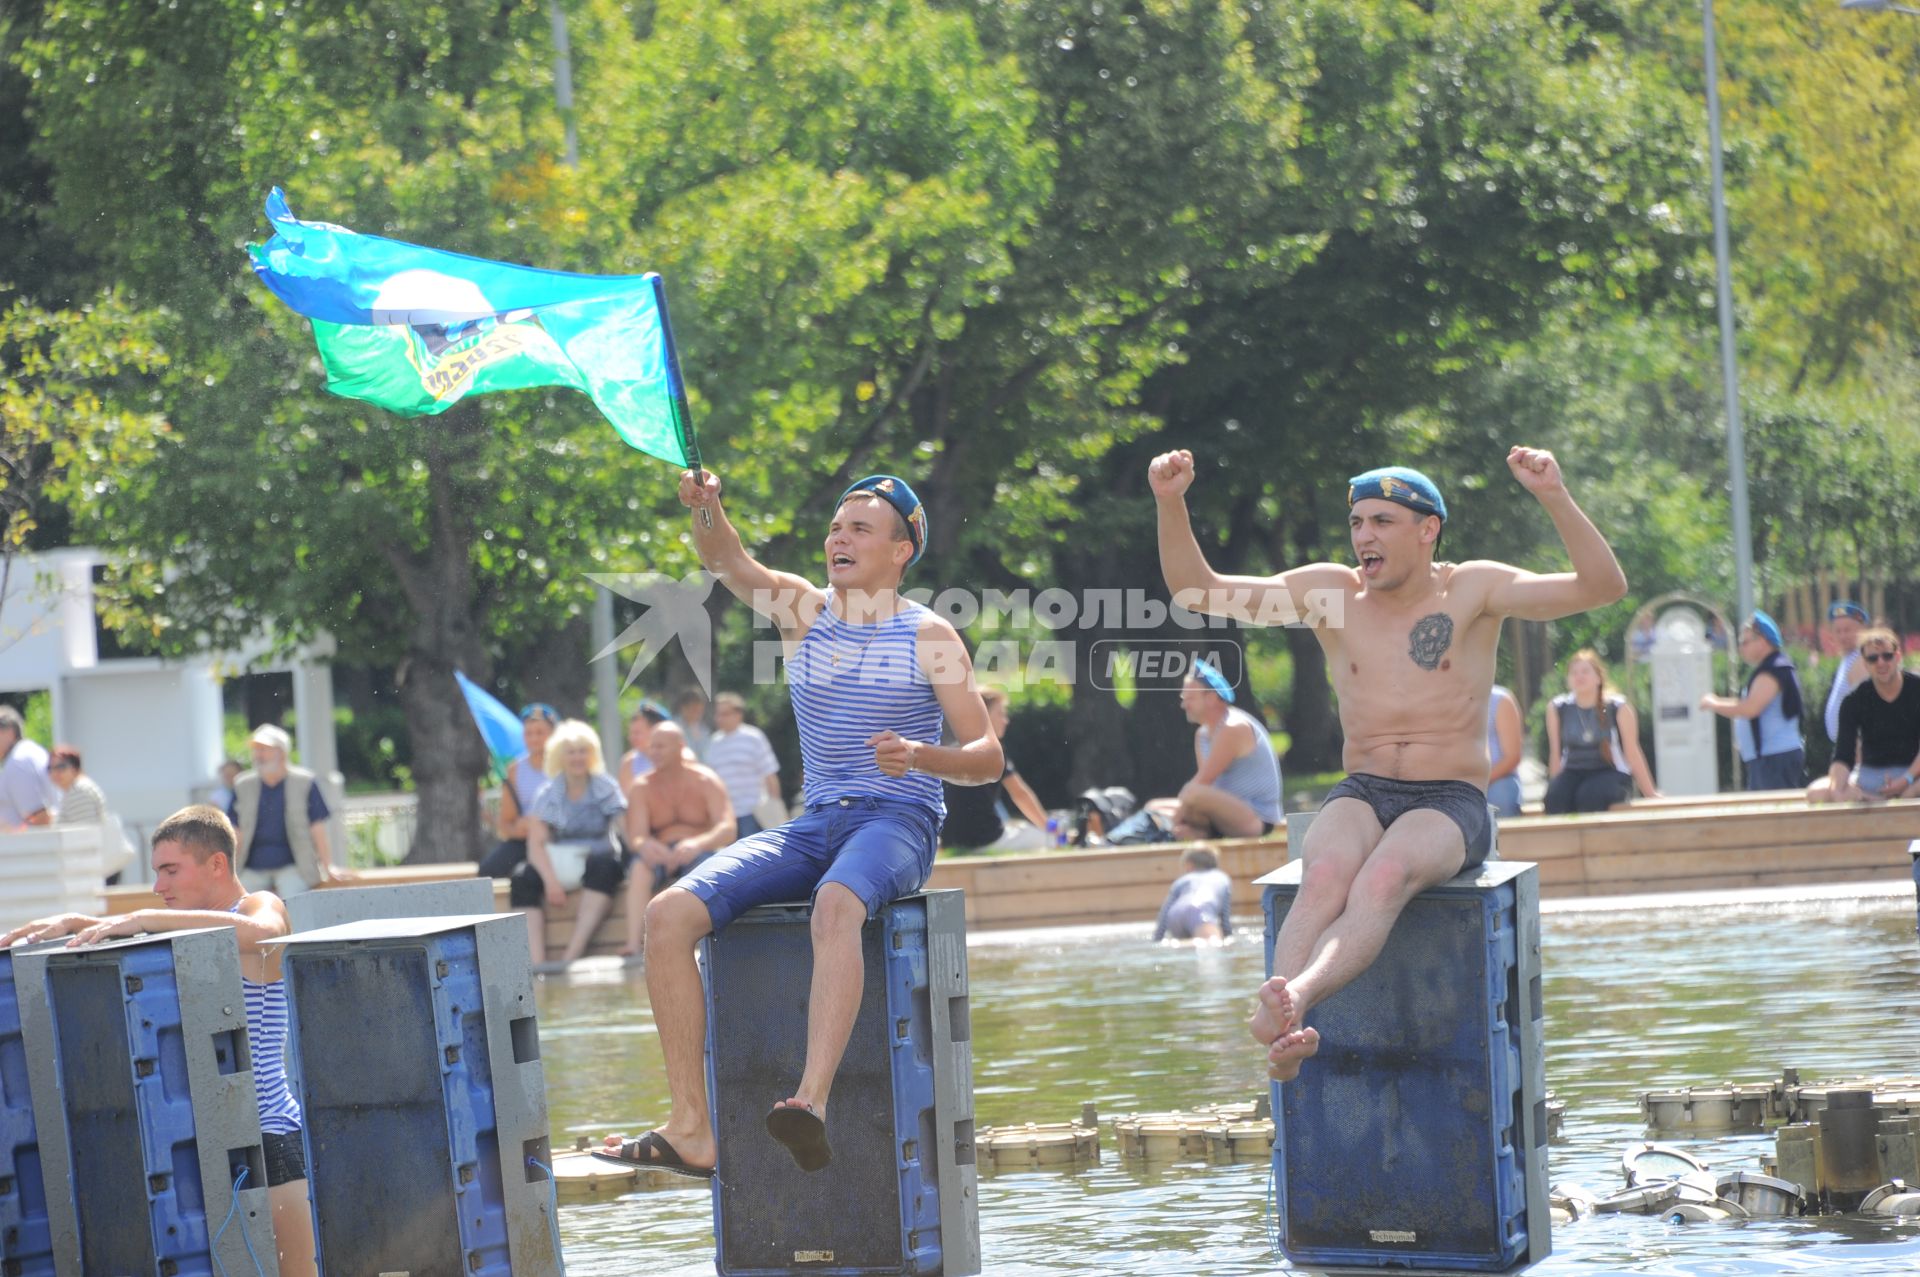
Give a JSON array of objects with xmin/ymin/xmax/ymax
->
[{"xmin": 536, "ymin": 892, "xmax": 1920, "ymax": 1275}]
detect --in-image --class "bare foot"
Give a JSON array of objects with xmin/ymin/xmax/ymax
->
[
  {"xmin": 1249, "ymin": 976, "xmax": 1296, "ymax": 1046},
  {"xmin": 1266, "ymin": 1027, "xmax": 1321, "ymax": 1082}
]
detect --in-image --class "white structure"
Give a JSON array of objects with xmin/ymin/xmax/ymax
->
[
  {"xmin": 0, "ymin": 825, "xmax": 106, "ymax": 933},
  {"xmin": 1646, "ymin": 605, "xmax": 1721, "ymax": 797},
  {"xmin": 0, "ymin": 549, "xmax": 343, "ymax": 884}
]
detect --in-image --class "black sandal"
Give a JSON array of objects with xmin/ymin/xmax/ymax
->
[
  {"xmin": 765, "ymin": 1102, "xmax": 834, "ymax": 1173},
  {"xmin": 590, "ymin": 1130, "xmax": 714, "ymax": 1180}
]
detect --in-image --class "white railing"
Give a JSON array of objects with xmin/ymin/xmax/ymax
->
[{"xmin": 338, "ymin": 789, "xmax": 499, "ymax": 868}]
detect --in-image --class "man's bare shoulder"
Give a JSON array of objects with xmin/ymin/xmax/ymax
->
[
  {"xmin": 1441, "ymin": 560, "xmax": 1523, "ymax": 607},
  {"xmin": 687, "ymin": 762, "xmax": 727, "ymax": 789},
  {"xmin": 913, "ymin": 611, "xmax": 964, "ymax": 644},
  {"xmin": 1283, "ymin": 562, "xmax": 1363, "ymax": 591}
]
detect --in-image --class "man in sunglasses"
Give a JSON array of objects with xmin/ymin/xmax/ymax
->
[{"xmin": 1809, "ymin": 627, "xmax": 1920, "ymax": 803}]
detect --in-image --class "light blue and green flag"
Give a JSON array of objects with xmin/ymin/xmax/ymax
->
[{"xmin": 248, "ymin": 188, "xmax": 697, "ymax": 466}]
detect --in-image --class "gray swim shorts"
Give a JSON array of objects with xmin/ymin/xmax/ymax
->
[{"xmin": 1321, "ymin": 773, "xmax": 1493, "ymax": 871}]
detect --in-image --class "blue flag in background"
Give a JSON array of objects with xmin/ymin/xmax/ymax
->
[
  {"xmin": 455, "ymin": 670, "xmax": 527, "ymax": 780},
  {"xmin": 248, "ymin": 189, "xmax": 698, "ymax": 466}
]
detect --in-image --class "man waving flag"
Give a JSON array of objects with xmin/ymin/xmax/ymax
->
[{"xmin": 248, "ymin": 188, "xmax": 697, "ymax": 467}]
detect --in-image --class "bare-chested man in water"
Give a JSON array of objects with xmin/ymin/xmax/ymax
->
[
  {"xmin": 619, "ymin": 721, "xmax": 736, "ymax": 957},
  {"xmin": 1151, "ymin": 447, "xmax": 1626, "ymax": 1081}
]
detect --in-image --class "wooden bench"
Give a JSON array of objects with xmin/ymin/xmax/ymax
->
[
  {"xmin": 1608, "ymin": 788, "xmax": 1810, "ymax": 812},
  {"xmin": 98, "ymin": 798, "xmax": 1919, "ymax": 952}
]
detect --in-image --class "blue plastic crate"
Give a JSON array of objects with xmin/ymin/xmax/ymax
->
[
  {"xmin": 284, "ymin": 929, "xmax": 513, "ymax": 1277},
  {"xmin": 21, "ymin": 931, "xmax": 271, "ymax": 1277},
  {"xmin": 705, "ymin": 892, "xmax": 968, "ymax": 1276},
  {"xmin": 1260, "ymin": 860, "xmax": 1548, "ymax": 1273},
  {"xmin": 0, "ymin": 946, "xmax": 54, "ymax": 1276}
]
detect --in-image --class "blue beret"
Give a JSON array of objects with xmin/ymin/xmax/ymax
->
[
  {"xmin": 840, "ymin": 474, "xmax": 927, "ymax": 567},
  {"xmin": 1191, "ymin": 659, "xmax": 1236, "ymax": 704},
  {"xmin": 1747, "ymin": 610, "xmax": 1783, "ymax": 650},
  {"xmin": 1828, "ymin": 601, "xmax": 1868, "ymax": 624},
  {"xmin": 1348, "ymin": 466, "xmax": 1447, "ymax": 522}
]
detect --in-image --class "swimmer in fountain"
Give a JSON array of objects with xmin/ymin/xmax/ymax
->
[{"xmin": 1150, "ymin": 447, "xmax": 1626, "ymax": 1081}]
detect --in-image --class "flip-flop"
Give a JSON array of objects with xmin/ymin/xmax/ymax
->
[
  {"xmin": 765, "ymin": 1102, "xmax": 833, "ymax": 1173},
  {"xmin": 590, "ymin": 1131, "xmax": 714, "ymax": 1180}
]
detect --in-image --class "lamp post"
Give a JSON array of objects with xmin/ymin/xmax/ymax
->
[{"xmin": 1701, "ymin": 0, "xmax": 1757, "ymax": 625}]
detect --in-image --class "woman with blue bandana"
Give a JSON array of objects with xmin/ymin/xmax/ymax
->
[
  {"xmin": 602, "ymin": 467, "xmax": 1002, "ymax": 1181},
  {"xmin": 1152, "ymin": 444, "xmax": 1627, "ymax": 1084},
  {"xmin": 1700, "ymin": 611, "xmax": 1806, "ymax": 790}
]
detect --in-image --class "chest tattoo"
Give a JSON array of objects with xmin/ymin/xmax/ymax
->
[{"xmin": 1408, "ymin": 612, "xmax": 1454, "ymax": 671}]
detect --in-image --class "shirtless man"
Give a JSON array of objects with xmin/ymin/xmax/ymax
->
[
  {"xmin": 1151, "ymin": 447, "xmax": 1625, "ymax": 1081},
  {"xmin": 2, "ymin": 806, "xmax": 318, "ymax": 1277},
  {"xmin": 619, "ymin": 721, "xmax": 736, "ymax": 957}
]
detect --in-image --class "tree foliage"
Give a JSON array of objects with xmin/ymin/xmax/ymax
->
[{"xmin": 5, "ymin": 0, "xmax": 1917, "ymax": 815}]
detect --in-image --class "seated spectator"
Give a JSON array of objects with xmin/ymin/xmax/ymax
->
[
  {"xmin": 1153, "ymin": 845, "xmax": 1234, "ymax": 942},
  {"xmin": 1808, "ymin": 628, "xmax": 1920, "ymax": 803},
  {"xmin": 209, "ymin": 758, "xmax": 242, "ymax": 814},
  {"xmin": 1699, "ymin": 611, "xmax": 1806, "ymax": 791},
  {"xmin": 1152, "ymin": 661, "xmax": 1282, "ymax": 839},
  {"xmin": 477, "ymin": 702, "xmax": 556, "ymax": 895},
  {"xmin": 229, "ymin": 724, "xmax": 339, "ymax": 896},
  {"xmin": 50, "ymin": 745, "xmax": 135, "ymax": 882},
  {"xmin": 1544, "ymin": 649, "xmax": 1660, "ymax": 813},
  {"xmin": 942, "ymin": 688, "xmax": 1051, "ymax": 853},
  {"xmin": 1821, "ymin": 602, "xmax": 1872, "ymax": 746},
  {"xmin": 48, "ymin": 745, "xmax": 108, "ymax": 826},
  {"xmin": 521, "ymin": 719, "xmax": 630, "ymax": 968},
  {"xmin": 0, "ymin": 705, "xmax": 57, "ymax": 829},
  {"xmin": 617, "ymin": 700, "xmax": 673, "ymax": 788},
  {"xmin": 1487, "ymin": 685, "xmax": 1524, "ymax": 818},
  {"xmin": 620, "ymin": 722, "xmax": 736, "ymax": 959},
  {"xmin": 706, "ymin": 692, "xmax": 784, "ymax": 837},
  {"xmin": 673, "ymin": 687, "xmax": 712, "ymax": 761}
]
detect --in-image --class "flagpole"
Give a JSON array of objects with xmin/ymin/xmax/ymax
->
[{"xmin": 651, "ymin": 277, "xmax": 712, "ymax": 529}]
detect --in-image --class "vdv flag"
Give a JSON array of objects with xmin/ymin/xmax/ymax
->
[
  {"xmin": 248, "ymin": 188, "xmax": 697, "ymax": 466},
  {"xmin": 454, "ymin": 669, "xmax": 527, "ymax": 781}
]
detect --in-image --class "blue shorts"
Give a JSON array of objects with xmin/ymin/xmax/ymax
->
[
  {"xmin": 1855, "ymin": 764, "xmax": 1909, "ymax": 796},
  {"xmin": 676, "ymin": 797, "xmax": 940, "ymax": 932}
]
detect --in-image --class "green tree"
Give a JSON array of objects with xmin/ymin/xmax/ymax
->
[
  {"xmin": 0, "ymin": 293, "xmax": 167, "ymax": 646},
  {"xmin": 11, "ymin": 0, "xmax": 1063, "ymax": 857}
]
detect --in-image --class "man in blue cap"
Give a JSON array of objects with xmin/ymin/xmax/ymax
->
[
  {"xmin": 1162, "ymin": 658, "xmax": 1283, "ymax": 839},
  {"xmin": 1700, "ymin": 611, "xmax": 1805, "ymax": 790},
  {"xmin": 1152, "ymin": 445, "xmax": 1627, "ymax": 1082},
  {"xmin": 1821, "ymin": 601, "xmax": 1872, "ymax": 746},
  {"xmin": 605, "ymin": 468, "xmax": 1001, "ymax": 1179}
]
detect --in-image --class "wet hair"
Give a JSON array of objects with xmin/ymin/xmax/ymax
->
[
  {"xmin": 544, "ymin": 719, "xmax": 606, "ymax": 774},
  {"xmin": 151, "ymin": 805, "xmax": 237, "ymax": 866},
  {"xmin": 1183, "ymin": 845, "xmax": 1220, "ymax": 871}
]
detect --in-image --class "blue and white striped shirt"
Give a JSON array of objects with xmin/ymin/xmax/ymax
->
[
  {"xmin": 230, "ymin": 900, "xmax": 303, "ymax": 1136},
  {"xmin": 791, "ymin": 593, "xmax": 945, "ymax": 819}
]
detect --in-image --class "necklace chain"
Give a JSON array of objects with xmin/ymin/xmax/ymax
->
[{"xmin": 829, "ymin": 616, "xmax": 886, "ymax": 668}]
